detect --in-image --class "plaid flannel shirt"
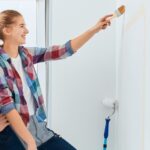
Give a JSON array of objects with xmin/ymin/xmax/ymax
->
[{"xmin": 0, "ymin": 40, "xmax": 75, "ymax": 126}]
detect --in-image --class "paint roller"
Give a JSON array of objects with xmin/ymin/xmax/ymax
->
[
  {"xmin": 102, "ymin": 97, "xmax": 118, "ymax": 150},
  {"xmin": 102, "ymin": 97, "xmax": 118, "ymax": 117},
  {"xmin": 102, "ymin": 97, "xmax": 117, "ymax": 108}
]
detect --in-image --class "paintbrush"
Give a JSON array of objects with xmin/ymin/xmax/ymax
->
[{"xmin": 107, "ymin": 5, "xmax": 125, "ymax": 20}]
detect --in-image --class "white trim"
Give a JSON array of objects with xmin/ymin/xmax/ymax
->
[
  {"xmin": 36, "ymin": 0, "xmax": 53, "ymax": 127},
  {"xmin": 45, "ymin": 0, "xmax": 53, "ymax": 128},
  {"xmin": 36, "ymin": 1, "xmax": 47, "ymax": 108}
]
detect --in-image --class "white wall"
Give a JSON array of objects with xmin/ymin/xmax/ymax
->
[
  {"xmin": 144, "ymin": 1, "xmax": 150, "ymax": 149},
  {"xmin": 50, "ymin": 0, "xmax": 116, "ymax": 150},
  {"xmin": 116, "ymin": 0, "xmax": 150, "ymax": 150}
]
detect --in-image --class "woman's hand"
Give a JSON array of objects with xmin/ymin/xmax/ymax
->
[
  {"xmin": 27, "ymin": 140, "xmax": 37, "ymax": 150},
  {"xmin": 70, "ymin": 14, "xmax": 113, "ymax": 52},
  {"xmin": 0, "ymin": 114, "xmax": 10, "ymax": 132},
  {"xmin": 90, "ymin": 14, "xmax": 113, "ymax": 33}
]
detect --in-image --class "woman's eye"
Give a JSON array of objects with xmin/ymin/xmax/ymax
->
[{"xmin": 20, "ymin": 24, "xmax": 25, "ymax": 28}]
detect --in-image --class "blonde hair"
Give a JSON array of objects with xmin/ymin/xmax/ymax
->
[{"xmin": 0, "ymin": 10, "xmax": 22, "ymax": 40}]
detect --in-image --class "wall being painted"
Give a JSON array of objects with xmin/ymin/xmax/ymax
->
[
  {"xmin": 50, "ymin": 0, "xmax": 116, "ymax": 150},
  {"xmin": 116, "ymin": 0, "xmax": 150, "ymax": 150}
]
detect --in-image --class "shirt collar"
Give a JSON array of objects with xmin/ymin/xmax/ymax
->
[
  {"xmin": 0, "ymin": 46, "xmax": 10, "ymax": 61},
  {"xmin": 0, "ymin": 46, "xmax": 24, "ymax": 62}
]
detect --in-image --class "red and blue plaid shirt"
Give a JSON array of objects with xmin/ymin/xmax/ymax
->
[{"xmin": 0, "ymin": 41, "xmax": 75, "ymax": 126}]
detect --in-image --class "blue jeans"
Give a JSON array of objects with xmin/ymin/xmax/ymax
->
[
  {"xmin": 0, "ymin": 126, "xmax": 25, "ymax": 150},
  {"xmin": 0, "ymin": 126, "xmax": 77, "ymax": 150},
  {"xmin": 38, "ymin": 135, "xmax": 77, "ymax": 150}
]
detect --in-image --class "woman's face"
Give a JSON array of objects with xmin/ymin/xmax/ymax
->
[{"xmin": 4, "ymin": 16, "xmax": 29, "ymax": 45}]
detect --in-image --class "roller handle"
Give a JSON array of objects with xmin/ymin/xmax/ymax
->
[{"xmin": 104, "ymin": 118, "xmax": 110, "ymax": 138}]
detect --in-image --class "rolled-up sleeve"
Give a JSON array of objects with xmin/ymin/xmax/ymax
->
[
  {"xmin": 27, "ymin": 40, "xmax": 76, "ymax": 64},
  {"xmin": 0, "ymin": 67, "xmax": 15, "ymax": 114}
]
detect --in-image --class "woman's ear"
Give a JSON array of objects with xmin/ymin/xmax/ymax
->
[{"xmin": 2, "ymin": 27, "xmax": 12, "ymax": 36}]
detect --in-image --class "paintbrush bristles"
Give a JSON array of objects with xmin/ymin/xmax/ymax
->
[
  {"xmin": 118, "ymin": 5, "xmax": 125, "ymax": 14},
  {"xmin": 114, "ymin": 5, "xmax": 125, "ymax": 17}
]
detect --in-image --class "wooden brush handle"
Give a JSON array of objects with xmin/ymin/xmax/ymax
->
[{"xmin": 106, "ymin": 13, "xmax": 117, "ymax": 21}]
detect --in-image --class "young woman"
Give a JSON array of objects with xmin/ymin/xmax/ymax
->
[{"xmin": 0, "ymin": 10, "xmax": 112, "ymax": 150}]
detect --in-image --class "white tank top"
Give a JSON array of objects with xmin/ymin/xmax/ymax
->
[{"xmin": 11, "ymin": 54, "xmax": 34, "ymax": 115}]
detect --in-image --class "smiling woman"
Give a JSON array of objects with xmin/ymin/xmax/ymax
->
[
  {"xmin": 0, "ymin": 0, "xmax": 37, "ymax": 45},
  {"xmin": 0, "ymin": 9, "xmax": 77, "ymax": 150},
  {"xmin": 0, "ymin": 10, "xmax": 29, "ymax": 58}
]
